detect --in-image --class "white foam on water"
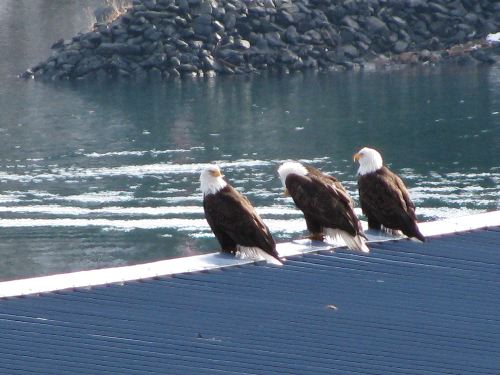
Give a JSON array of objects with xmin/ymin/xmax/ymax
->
[
  {"xmin": 0, "ymin": 205, "xmax": 202, "ymax": 216},
  {"xmin": 0, "ymin": 194, "xmax": 21, "ymax": 203},
  {"xmin": 84, "ymin": 149, "xmax": 194, "ymax": 158},
  {"xmin": 0, "ymin": 159, "xmax": 273, "ymax": 182},
  {"xmin": 62, "ymin": 191, "xmax": 135, "ymax": 203},
  {"xmin": 0, "ymin": 218, "xmax": 208, "ymax": 230},
  {"xmin": 85, "ymin": 151, "xmax": 147, "ymax": 158},
  {"xmin": 0, "ymin": 217, "xmax": 306, "ymax": 233},
  {"xmin": 416, "ymin": 207, "xmax": 485, "ymax": 220}
]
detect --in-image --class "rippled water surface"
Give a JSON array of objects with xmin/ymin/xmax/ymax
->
[{"xmin": 0, "ymin": 1, "xmax": 499, "ymax": 280}]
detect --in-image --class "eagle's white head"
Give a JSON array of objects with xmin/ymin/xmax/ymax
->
[
  {"xmin": 353, "ymin": 147, "xmax": 383, "ymax": 175},
  {"xmin": 277, "ymin": 161, "xmax": 308, "ymax": 187},
  {"xmin": 200, "ymin": 164, "xmax": 227, "ymax": 196}
]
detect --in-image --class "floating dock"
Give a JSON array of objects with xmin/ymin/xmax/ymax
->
[{"xmin": 0, "ymin": 211, "xmax": 499, "ymax": 374}]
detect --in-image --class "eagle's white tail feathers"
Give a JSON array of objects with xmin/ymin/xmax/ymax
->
[
  {"xmin": 381, "ymin": 226, "xmax": 403, "ymax": 238},
  {"xmin": 237, "ymin": 246, "xmax": 283, "ymax": 266},
  {"xmin": 325, "ymin": 228, "xmax": 370, "ymax": 253},
  {"xmin": 409, "ymin": 236, "xmax": 425, "ymax": 243},
  {"xmin": 381, "ymin": 225, "xmax": 424, "ymax": 242}
]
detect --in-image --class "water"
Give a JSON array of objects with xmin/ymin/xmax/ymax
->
[{"xmin": 0, "ymin": 1, "xmax": 498, "ymax": 281}]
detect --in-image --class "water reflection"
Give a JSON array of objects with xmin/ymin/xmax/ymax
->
[{"xmin": 0, "ymin": 0, "xmax": 498, "ymax": 281}]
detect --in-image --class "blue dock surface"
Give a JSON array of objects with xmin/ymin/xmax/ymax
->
[{"xmin": 1, "ymin": 226, "xmax": 499, "ymax": 374}]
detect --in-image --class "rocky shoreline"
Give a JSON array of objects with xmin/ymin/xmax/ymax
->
[{"xmin": 22, "ymin": 0, "xmax": 500, "ymax": 81}]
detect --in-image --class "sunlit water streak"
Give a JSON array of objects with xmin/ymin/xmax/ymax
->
[{"xmin": 1, "ymin": 154, "xmax": 497, "ymax": 237}]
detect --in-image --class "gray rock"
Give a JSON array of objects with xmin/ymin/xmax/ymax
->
[
  {"xmin": 341, "ymin": 16, "xmax": 360, "ymax": 30},
  {"xmin": 393, "ymin": 40, "xmax": 408, "ymax": 53},
  {"xmin": 144, "ymin": 0, "xmax": 158, "ymax": 10},
  {"xmin": 213, "ymin": 20, "xmax": 224, "ymax": 32},
  {"xmin": 131, "ymin": 15, "xmax": 148, "ymax": 25},
  {"xmin": 25, "ymin": 0, "xmax": 500, "ymax": 80},
  {"xmin": 342, "ymin": 44, "xmax": 359, "ymax": 58},
  {"xmin": 177, "ymin": 0, "xmax": 189, "ymax": 13},
  {"xmin": 406, "ymin": 0, "xmax": 427, "ymax": 7},
  {"xmin": 356, "ymin": 40, "xmax": 370, "ymax": 53},
  {"xmin": 279, "ymin": 49, "xmax": 301, "ymax": 64},
  {"xmin": 178, "ymin": 63, "xmax": 198, "ymax": 72},
  {"xmin": 471, "ymin": 50, "xmax": 496, "ymax": 64},
  {"xmin": 325, "ymin": 50, "xmax": 346, "ymax": 64},
  {"xmin": 284, "ymin": 25, "xmax": 299, "ymax": 44},
  {"xmin": 134, "ymin": 66, "xmax": 148, "ymax": 80},
  {"xmin": 174, "ymin": 16, "xmax": 188, "ymax": 27},
  {"xmin": 144, "ymin": 28, "xmax": 162, "ymax": 41},
  {"xmin": 412, "ymin": 20, "xmax": 430, "ymax": 37},
  {"xmin": 74, "ymin": 56, "xmax": 106, "ymax": 76},
  {"xmin": 340, "ymin": 27, "xmax": 356, "ymax": 44},
  {"xmin": 202, "ymin": 55, "xmax": 217, "ymax": 69},
  {"xmin": 190, "ymin": 40, "xmax": 204, "ymax": 49},
  {"xmin": 94, "ymin": 6, "xmax": 116, "ymax": 23},
  {"xmin": 248, "ymin": 6, "xmax": 267, "ymax": 17},
  {"xmin": 276, "ymin": 9, "xmax": 294, "ymax": 26},
  {"xmin": 389, "ymin": 16, "xmax": 407, "ymax": 28},
  {"xmin": 86, "ymin": 32, "xmax": 102, "ymax": 44},
  {"xmin": 173, "ymin": 38, "xmax": 189, "ymax": 50},
  {"xmin": 262, "ymin": 0, "xmax": 275, "ymax": 9},
  {"xmin": 56, "ymin": 50, "xmax": 81, "ymax": 66},
  {"xmin": 128, "ymin": 35, "xmax": 144, "ymax": 45},
  {"xmin": 110, "ymin": 55, "xmax": 130, "ymax": 71},
  {"xmin": 364, "ymin": 16, "xmax": 389, "ymax": 35},
  {"xmin": 428, "ymin": 2, "xmax": 449, "ymax": 14},
  {"xmin": 128, "ymin": 24, "xmax": 147, "ymax": 35},
  {"xmin": 158, "ymin": 0, "xmax": 175, "ymax": 7},
  {"xmin": 180, "ymin": 27, "xmax": 195, "ymax": 38},
  {"xmin": 143, "ymin": 41, "xmax": 159, "ymax": 54},
  {"xmin": 51, "ymin": 38, "xmax": 65, "ymax": 50},
  {"xmin": 179, "ymin": 52, "xmax": 197, "ymax": 64},
  {"xmin": 234, "ymin": 39, "xmax": 251, "ymax": 49},
  {"xmin": 449, "ymin": 2, "xmax": 467, "ymax": 17},
  {"xmin": 193, "ymin": 15, "xmax": 213, "ymax": 36},
  {"xmin": 171, "ymin": 66, "xmax": 185, "ymax": 78},
  {"xmin": 464, "ymin": 13, "xmax": 478, "ymax": 24},
  {"xmin": 187, "ymin": 0, "xmax": 202, "ymax": 7},
  {"xmin": 205, "ymin": 69, "xmax": 216, "ymax": 77},
  {"xmin": 305, "ymin": 30, "xmax": 323, "ymax": 44},
  {"xmin": 170, "ymin": 56, "xmax": 181, "ymax": 67},
  {"xmin": 196, "ymin": 3, "xmax": 210, "ymax": 15},
  {"xmin": 265, "ymin": 31, "xmax": 285, "ymax": 47},
  {"xmin": 196, "ymin": 13, "xmax": 212, "ymax": 25},
  {"xmin": 142, "ymin": 53, "xmax": 167, "ymax": 67},
  {"xmin": 224, "ymin": 12, "xmax": 237, "ymax": 30}
]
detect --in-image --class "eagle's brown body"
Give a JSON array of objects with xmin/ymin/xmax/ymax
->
[
  {"xmin": 281, "ymin": 164, "xmax": 368, "ymax": 252},
  {"xmin": 286, "ymin": 166, "xmax": 362, "ymax": 238},
  {"xmin": 203, "ymin": 184, "xmax": 280, "ymax": 260},
  {"xmin": 358, "ymin": 166, "xmax": 425, "ymax": 242}
]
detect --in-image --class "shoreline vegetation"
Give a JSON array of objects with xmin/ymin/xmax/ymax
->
[{"xmin": 21, "ymin": 0, "xmax": 499, "ymax": 81}]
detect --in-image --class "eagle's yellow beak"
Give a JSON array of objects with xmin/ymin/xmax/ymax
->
[
  {"xmin": 210, "ymin": 170, "xmax": 223, "ymax": 177},
  {"xmin": 283, "ymin": 188, "xmax": 290, "ymax": 197},
  {"xmin": 353, "ymin": 153, "xmax": 361, "ymax": 162}
]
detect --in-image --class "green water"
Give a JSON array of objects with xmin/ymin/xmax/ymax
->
[{"xmin": 0, "ymin": 1, "xmax": 498, "ymax": 281}]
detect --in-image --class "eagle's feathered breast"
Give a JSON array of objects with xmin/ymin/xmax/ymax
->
[
  {"xmin": 203, "ymin": 185, "xmax": 277, "ymax": 257},
  {"xmin": 358, "ymin": 166, "xmax": 423, "ymax": 240},
  {"xmin": 285, "ymin": 166, "xmax": 360, "ymax": 236}
]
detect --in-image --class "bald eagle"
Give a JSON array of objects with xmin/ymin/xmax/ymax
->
[
  {"xmin": 354, "ymin": 147, "xmax": 425, "ymax": 242},
  {"xmin": 277, "ymin": 161, "xmax": 369, "ymax": 253},
  {"xmin": 200, "ymin": 165, "xmax": 282, "ymax": 265}
]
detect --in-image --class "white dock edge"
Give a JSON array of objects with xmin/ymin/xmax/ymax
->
[{"xmin": 1, "ymin": 210, "xmax": 499, "ymax": 298}]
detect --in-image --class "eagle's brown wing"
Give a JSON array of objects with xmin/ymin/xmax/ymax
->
[{"xmin": 203, "ymin": 185, "xmax": 279, "ymax": 258}]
